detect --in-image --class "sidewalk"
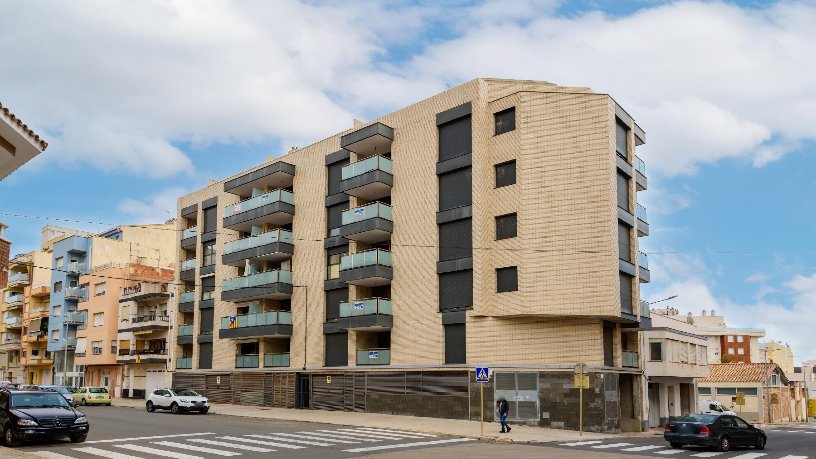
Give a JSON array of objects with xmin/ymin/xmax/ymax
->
[
  {"xmin": 0, "ymin": 446, "xmax": 37, "ymax": 458},
  {"xmin": 112, "ymin": 397, "xmax": 619, "ymax": 443}
]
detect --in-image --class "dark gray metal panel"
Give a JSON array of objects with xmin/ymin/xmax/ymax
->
[
  {"xmin": 219, "ymin": 324, "xmax": 293, "ymax": 339},
  {"xmin": 198, "ymin": 342, "xmax": 213, "ymax": 369},
  {"xmin": 496, "ymin": 266, "xmax": 518, "ymax": 292},
  {"xmin": 444, "ymin": 324, "xmax": 466, "ymax": 364},
  {"xmin": 436, "ymin": 257, "xmax": 473, "ymax": 274},
  {"xmin": 326, "ymin": 202, "xmax": 349, "ymax": 236},
  {"xmin": 436, "ymin": 205, "xmax": 472, "ymax": 224},
  {"xmin": 202, "ymin": 197, "xmax": 218, "ymax": 209},
  {"xmin": 200, "ymin": 231, "xmax": 217, "ymax": 243},
  {"xmin": 619, "ymin": 259, "xmax": 637, "ymax": 276},
  {"xmin": 495, "ymin": 213, "xmax": 517, "ymax": 240},
  {"xmin": 323, "ymin": 236, "xmax": 348, "ymax": 249},
  {"xmin": 337, "ymin": 218, "xmax": 393, "ymax": 239},
  {"xmin": 224, "ymin": 161, "xmax": 296, "ymax": 193},
  {"xmin": 325, "ymin": 149, "xmax": 351, "ymax": 166},
  {"xmin": 327, "ymin": 160, "xmax": 349, "ymax": 196},
  {"xmin": 221, "ymin": 283, "xmax": 294, "ymax": 302},
  {"xmin": 636, "ymin": 170, "xmax": 647, "ymax": 190},
  {"xmin": 222, "ymin": 242, "xmax": 294, "ymax": 266},
  {"xmin": 323, "ymin": 279, "xmax": 347, "ymax": 291},
  {"xmin": 181, "ymin": 236, "xmax": 196, "ymax": 249},
  {"xmin": 180, "ymin": 269, "xmax": 195, "ymax": 281},
  {"xmin": 620, "ymin": 311, "xmax": 637, "ymax": 323},
  {"xmin": 639, "ymin": 316, "xmax": 652, "ymax": 329},
  {"xmin": 325, "ymin": 315, "xmax": 393, "ymax": 332},
  {"xmin": 639, "ymin": 268, "xmax": 651, "ymax": 283},
  {"xmin": 203, "ymin": 206, "xmax": 218, "ymax": 233},
  {"xmin": 618, "ymin": 222, "xmax": 631, "ymax": 262},
  {"xmin": 616, "ymin": 172, "xmax": 630, "ymax": 211},
  {"xmin": 439, "ymin": 219, "xmax": 472, "ymax": 261},
  {"xmin": 325, "ymin": 244, "xmax": 349, "ymax": 256},
  {"xmin": 620, "ymin": 273, "xmax": 634, "ymax": 314},
  {"xmin": 339, "ymin": 169, "xmax": 393, "ymax": 194},
  {"xmin": 198, "ymin": 299, "xmax": 214, "ymax": 309},
  {"xmin": 177, "ymin": 335, "xmax": 194, "ymax": 345},
  {"xmin": 324, "ymin": 192, "xmax": 349, "ymax": 207},
  {"xmin": 634, "ymin": 123, "xmax": 646, "ymax": 145},
  {"xmin": 222, "ymin": 202, "xmax": 295, "ymax": 229},
  {"xmin": 322, "ymin": 321, "xmax": 344, "ymax": 334},
  {"xmin": 495, "ymin": 160, "xmax": 516, "ymax": 188},
  {"xmin": 617, "ymin": 207, "xmax": 635, "ymax": 226},
  {"xmin": 199, "ymin": 308, "xmax": 214, "ymax": 334},
  {"xmin": 436, "ymin": 153, "xmax": 472, "ymax": 175},
  {"xmin": 441, "ymin": 311, "xmax": 466, "ymax": 325},
  {"xmin": 638, "ymin": 220, "xmax": 650, "ymax": 237},
  {"xmin": 436, "ymin": 102, "xmax": 472, "ymax": 126},
  {"xmin": 340, "ymin": 122, "xmax": 394, "ymax": 148},
  {"xmin": 178, "ymin": 301, "xmax": 194, "ymax": 313},
  {"xmin": 197, "ymin": 334, "xmax": 213, "ymax": 343},
  {"xmin": 325, "ymin": 332, "xmax": 348, "ymax": 367},
  {"xmin": 200, "ymin": 265, "xmax": 215, "ymax": 276},
  {"xmin": 616, "ymin": 119, "xmax": 629, "ymax": 157},
  {"xmin": 181, "ymin": 204, "xmax": 198, "ymax": 217},
  {"xmin": 438, "ymin": 115, "xmax": 472, "ymax": 162},
  {"xmin": 439, "ymin": 167, "xmax": 472, "ymax": 212},
  {"xmin": 325, "ymin": 288, "xmax": 348, "ymax": 321},
  {"xmin": 338, "ymin": 265, "xmax": 393, "ymax": 284},
  {"xmin": 439, "ymin": 269, "xmax": 473, "ymax": 311},
  {"xmin": 616, "ymin": 155, "xmax": 633, "ymax": 176}
]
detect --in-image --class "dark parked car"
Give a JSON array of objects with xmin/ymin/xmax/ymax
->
[
  {"xmin": 0, "ymin": 389, "xmax": 89, "ymax": 447},
  {"xmin": 664, "ymin": 413, "xmax": 766, "ymax": 452}
]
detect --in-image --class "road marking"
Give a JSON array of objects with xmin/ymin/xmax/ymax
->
[
  {"xmin": 591, "ymin": 442, "xmax": 633, "ymax": 449},
  {"xmin": 187, "ymin": 439, "xmax": 274, "ymax": 452},
  {"xmin": 153, "ymin": 441, "xmax": 242, "ymax": 456},
  {"xmin": 654, "ymin": 450, "xmax": 685, "ymax": 455},
  {"xmin": 727, "ymin": 454, "xmax": 766, "ymax": 459},
  {"xmin": 84, "ymin": 432, "xmax": 214, "ymax": 444},
  {"xmin": 275, "ymin": 431, "xmax": 361, "ymax": 444},
  {"xmin": 355, "ymin": 427, "xmax": 436, "ymax": 437},
  {"xmin": 559, "ymin": 440, "xmax": 603, "ymax": 446},
  {"xmin": 332, "ymin": 428, "xmax": 424, "ymax": 439},
  {"xmin": 690, "ymin": 453, "xmax": 726, "ymax": 457},
  {"xmin": 217, "ymin": 435, "xmax": 306, "ymax": 449},
  {"xmin": 245, "ymin": 434, "xmax": 332, "ymax": 446},
  {"xmin": 343, "ymin": 438, "xmax": 473, "ymax": 453},
  {"xmin": 30, "ymin": 452, "xmax": 78, "ymax": 459},
  {"xmin": 72, "ymin": 447, "xmax": 145, "ymax": 459},
  {"xmin": 621, "ymin": 445, "xmax": 666, "ymax": 451},
  {"xmin": 778, "ymin": 456, "xmax": 809, "ymax": 459},
  {"xmin": 313, "ymin": 430, "xmax": 382, "ymax": 441},
  {"xmin": 115, "ymin": 444, "xmax": 203, "ymax": 459}
]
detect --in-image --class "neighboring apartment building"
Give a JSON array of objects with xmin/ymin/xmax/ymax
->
[
  {"xmin": 699, "ymin": 363, "xmax": 798, "ymax": 423},
  {"xmin": 689, "ymin": 310, "xmax": 765, "ymax": 364},
  {"xmin": 171, "ymin": 78, "xmax": 652, "ymax": 432},
  {"xmin": 642, "ymin": 308, "xmax": 709, "ymax": 426},
  {"xmin": 0, "ymin": 101, "xmax": 48, "ymax": 180},
  {"xmin": 803, "ymin": 359, "xmax": 816, "ymax": 399},
  {"xmin": 0, "ymin": 222, "xmax": 9, "ymax": 287},
  {"xmin": 759, "ymin": 341, "xmax": 795, "ymax": 375},
  {"xmin": 0, "ymin": 253, "xmax": 29, "ymax": 382}
]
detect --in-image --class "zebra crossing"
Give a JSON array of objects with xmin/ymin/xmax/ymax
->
[
  {"xmin": 555, "ymin": 439, "xmax": 810, "ymax": 459},
  {"xmin": 27, "ymin": 427, "xmax": 472, "ymax": 458}
]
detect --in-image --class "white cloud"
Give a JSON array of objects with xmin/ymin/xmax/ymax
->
[{"xmin": 118, "ymin": 187, "xmax": 188, "ymax": 224}]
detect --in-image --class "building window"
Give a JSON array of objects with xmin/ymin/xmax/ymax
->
[
  {"xmin": 496, "ymin": 266, "xmax": 518, "ymax": 293},
  {"xmin": 728, "ymin": 348, "xmax": 735, "ymax": 355},
  {"xmin": 94, "ymin": 283, "xmax": 106, "ymax": 296},
  {"xmin": 737, "ymin": 348, "xmax": 745, "ymax": 355},
  {"xmin": 495, "ymin": 213, "xmax": 517, "ymax": 240},
  {"xmin": 53, "ymin": 281, "xmax": 63, "ymax": 293},
  {"xmin": 727, "ymin": 335, "xmax": 734, "ymax": 343},
  {"xmin": 201, "ymin": 290, "xmax": 214, "ymax": 301},
  {"xmin": 495, "ymin": 160, "xmax": 516, "ymax": 188},
  {"xmin": 698, "ymin": 387, "xmax": 712, "ymax": 395},
  {"xmin": 737, "ymin": 335, "xmax": 744, "ymax": 343},
  {"xmin": 92, "ymin": 341, "xmax": 102, "ymax": 355},
  {"xmin": 327, "ymin": 253, "xmax": 344, "ymax": 280},
  {"xmin": 717, "ymin": 387, "xmax": 737, "ymax": 395},
  {"xmin": 616, "ymin": 172, "xmax": 630, "ymax": 211},
  {"xmin": 494, "ymin": 107, "xmax": 516, "ymax": 135},
  {"xmin": 111, "ymin": 342, "xmax": 117, "ymax": 355},
  {"xmin": 738, "ymin": 387, "xmax": 758, "ymax": 396},
  {"xmin": 51, "ymin": 330, "xmax": 60, "ymax": 341},
  {"xmin": 55, "ymin": 256, "xmax": 64, "ymax": 268},
  {"xmin": 650, "ymin": 342, "xmax": 663, "ymax": 361},
  {"xmin": 53, "ymin": 305, "xmax": 62, "ymax": 317},
  {"xmin": 615, "ymin": 119, "xmax": 629, "ymax": 158},
  {"xmin": 203, "ymin": 242, "xmax": 215, "ymax": 266},
  {"xmin": 93, "ymin": 312, "xmax": 104, "ymax": 327}
]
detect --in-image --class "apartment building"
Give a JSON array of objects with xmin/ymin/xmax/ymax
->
[
  {"xmin": 171, "ymin": 78, "xmax": 651, "ymax": 432},
  {"xmin": 1, "ymin": 253, "xmax": 29, "ymax": 382},
  {"xmin": 0, "ymin": 222, "xmax": 8, "ymax": 287},
  {"xmin": 759, "ymin": 341, "xmax": 795, "ymax": 375},
  {"xmin": 689, "ymin": 310, "xmax": 765, "ymax": 364},
  {"xmin": 0, "ymin": 101, "xmax": 48, "ymax": 180}
]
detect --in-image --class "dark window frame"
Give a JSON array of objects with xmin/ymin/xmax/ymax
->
[
  {"xmin": 649, "ymin": 342, "xmax": 663, "ymax": 361},
  {"xmin": 496, "ymin": 266, "xmax": 518, "ymax": 293},
  {"xmin": 495, "ymin": 160, "xmax": 516, "ymax": 188},
  {"xmin": 494, "ymin": 107, "xmax": 516, "ymax": 136},
  {"xmin": 495, "ymin": 213, "xmax": 518, "ymax": 240}
]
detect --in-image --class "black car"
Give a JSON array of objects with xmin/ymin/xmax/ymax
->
[
  {"xmin": 664, "ymin": 413, "xmax": 766, "ymax": 452},
  {"xmin": 0, "ymin": 389, "xmax": 89, "ymax": 446}
]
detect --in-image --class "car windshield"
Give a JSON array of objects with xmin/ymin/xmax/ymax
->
[
  {"xmin": 675, "ymin": 414, "xmax": 718, "ymax": 423},
  {"xmin": 11, "ymin": 393, "xmax": 71, "ymax": 409},
  {"xmin": 171, "ymin": 389, "xmax": 200, "ymax": 397},
  {"xmin": 89, "ymin": 388, "xmax": 108, "ymax": 394}
]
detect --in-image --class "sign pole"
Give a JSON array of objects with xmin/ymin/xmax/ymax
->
[
  {"xmin": 475, "ymin": 367, "xmax": 489, "ymax": 437},
  {"xmin": 579, "ymin": 364, "xmax": 584, "ymax": 437},
  {"xmin": 480, "ymin": 382, "xmax": 484, "ymax": 437}
]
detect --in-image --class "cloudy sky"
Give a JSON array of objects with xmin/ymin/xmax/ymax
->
[{"xmin": 2, "ymin": 0, "xmax": 815, "ymax": 362}]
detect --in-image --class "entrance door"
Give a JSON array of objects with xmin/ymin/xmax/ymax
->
[
  {"xmin": 295, "ymin": 373, "xmax": 311, "ymax": 409},
  {"xmin": 680, "ymin": 383, "xmax": 691, "ymax": 415},
  {"xmin": 494, "ymin": 372, "xmax": 539, "ymax": 421},
  {"xmin": 648, "ymin": 383, "xmax": 660, "ymax": 427}
]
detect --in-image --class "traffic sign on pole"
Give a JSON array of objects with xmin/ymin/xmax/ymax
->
[
  {"xmin": 475, "ymin": 367, "xmax": 490, "ymax": 437},
  {"xmin": 476, "ymin": 367, "xmax": 490, "ymax": 383}
]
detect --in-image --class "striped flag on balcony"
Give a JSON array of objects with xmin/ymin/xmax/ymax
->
[{"xmin": 228, "ymin": 316, "xmax": 237, "ymax": 329}]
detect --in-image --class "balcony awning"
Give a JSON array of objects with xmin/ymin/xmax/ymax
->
[{"xmin": 75, "ymin": 338, "xmax": 87, "ymax": 354}]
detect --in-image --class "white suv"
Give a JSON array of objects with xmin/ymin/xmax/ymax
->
[{"xmin": 146, "ymin": 388, "xmax": 209, "ymax": 414}]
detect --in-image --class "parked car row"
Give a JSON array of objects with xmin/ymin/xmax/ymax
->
[{"xmin": 1, "ymin": 384, "xmax": 112, "ymax": 407}]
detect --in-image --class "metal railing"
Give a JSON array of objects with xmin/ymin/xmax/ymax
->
[
  {"xmin": 339, "ymin": 298, "xmax": 392, "ymax": 317},
  {"xmin": 180, "ymin": 259, "xmax": 196, "ymax": 271},
  {"xmin": 178, "ymin": 324, "xmax": 194, "ymax": 336},
  {"xmin": 182, "ymin": 226, "xmax": 197, "ymax": 239},
  {"xmin": 224, "ymin": 189, "xmax": 294, "ymax": 217},
  {"xmin": 342, "ymin": 202, "xmax": 392, "ymax": 225},
  {"xmin": 638, "ymin": 251, "xmax": 649, "ymax": 270},
  {"xmin": 64, "ymin": 311, "xmax": 85, "ymax": 325},
  {"xmin": 131, "ymin": 314, "xmax": 170, "ymax": 324},
  {"xmin": 340, "ymin": 249, "xmax": 392, "ymax": 271},
  {"xmin": 2, "ymin": 337, "xmax": 21, "ymax": 345},
  {"xmin": 223, "ymin": 229, "xmax": 293, "ymax": 255},
  {"xmin": 342, "ymin": 155, "xmax": 393, "ymax": 180},
  {"xmin": 220, "ymin": 310, "xmax": 292, "ymax": 329},
  {"xmin": 235, "ymin": 354, "xmax": 259, "ymax": 368},
  {"xmin": 179, "ymin": 291, "xmax": 195, "ymax": 304},
  {"xmin": 622, "ymin": 351, "xmax": 639, "ymax": 368},
  {"xmin": 8, "ymin": 272, "xmax": 29, "ymax": 284},
  {"xmin": 636, "ymin": 156, "xmax": 646, "ymax": 175},
  {"xmin": 176, "ymin": 357, "xmax": 192, "ymax": 369},
  {"xmin": 636, "ymin": 203, "xmax": 648, "ymax": 223},
  {"xmin": 222, "ymin": 270, "xmax": 292, "ymax": 291},
  {"xmin": 3, "ymin": 316, "xmax": 22, "ymax": 326},
  {"xmin": 4, "ymin": 293, "xmax": 24, "ymax": 305},
  {"xmin": 64, "ymin": 287, "xmax": 88, "ymax": 301},
  {"xmin": 65, "ymin": 262, "xmax": 88, "ymax": 274},
  {"xmin": 264, "ymin": 353, "xmax": 290, "ymax": 367},
  {"xmin": 356, "ymin": 348, "xmax": 391, "ymax": 365}
]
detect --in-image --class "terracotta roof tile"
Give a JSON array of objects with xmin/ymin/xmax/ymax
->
[
  {"xmin": 0, "ymin": 101, "xmax": 48, "ymax": 151},
  {"xmin": 702, "ymin": 363, "xmax": 787, "ymax": 384}
]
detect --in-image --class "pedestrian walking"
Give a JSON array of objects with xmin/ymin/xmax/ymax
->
[{"xmin": 496, "ymin": 397, "xmax": 511, "ymax": 433}]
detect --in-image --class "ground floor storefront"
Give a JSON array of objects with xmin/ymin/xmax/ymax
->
[{"xmin": 647, "ymin": 377, "xmax": 697, "ymax": 426}]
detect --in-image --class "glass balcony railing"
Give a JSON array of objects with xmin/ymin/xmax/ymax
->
[
  {"xmin": 64, "ymin": 311, "xmax": 85, "ymax": 325},
  {"xmin": 65, "ymin": 337, "xmax": 77, "ymax": 348},
  {"xmin": 176, "ymin": 357, "xmax": 192, "ymax": 369},
  {"xmin": 8, "ymin": 272, "xmax": 29, "ymax": 284},
  {"xmin": 639, "ymin": 300, "xmax": 651, "ymax": 318},
  {"xmin": 179, "ymin": 291, "xmax": 195, "ymax": 304},
  {"xmin": 341, "ymin": 155, "xmax": 393, "ymax": 180},
  {"xmin": 182, "ymin": 226, "xmax": 197, "ymax": 239},
  {"xmin": 356, "ymin": 348, "xmax": 391, "ymax": 365},
  {"xmin": 622, "ymin": 350, "xmax": 639, "ymax": 368},
  {"xmin": 638, "ymin": 252, "xmax": 649, "ymax": 270},
  {"xmin": 180, "ymin": 259, "xmax": 196, "ymax": 271},
  {"xmin": 342, "ymin": 202, "xmax": 392, "ymax": 226},
  {"xmin": 236, "ymin": 354, "xmax": 259, "ymax": 368},
  {"xmin": 635, "ymin": 156, "xmax": 646, "ymax": 176},
  {"xmin": 340, "ymin": 298, "xmax": 392, "ymax": 317},
  {"xmin": 224, "ymin": 189, "xmax": 294, "ymax": 217},
  {"xmin": 178, "ymin": 324, "xmax": 194, "ymax": 336},
  {"xmin": 340, "ymin": 249, "xmax": 392, "ymax": 271},
  {"xmin": 3, "ymin": 316, "xmax": 22, "ymax": 326},
  {"xmin": 222, "ymin": 270, "xmax": 292, "ymax": 292},
  {"xmin": 636, "ymin": 203, "xmax": 648, "ymax": 223},
  {"xmin": 264, "ymin": 353, "xmax": 290, "ymax": 367},
  {"xmin": 223, "ymin": 229, "xmax": 293, "ymax": 255},
  {"xmin": 5, "ymin": 293, "xmax": 24, "ymax": 304},
  {"xmin": 65, "ymin": 262, "xmax": 88, "ymax": 274},
  {"xmin": 2, "ymin": 337, "xmax": 21, "ymax": 345},
  {"xmin": 64, "ymin": 287, "xmax": 88, "ymax": 301},
  {"xmin": 220, "ymin": 310, "xmax": 292, "ymax": 329}
]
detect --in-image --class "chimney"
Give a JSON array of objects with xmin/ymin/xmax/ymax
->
[{"xmin": 702, "ymin": 310, "xmax": 707, "ymax": 316}]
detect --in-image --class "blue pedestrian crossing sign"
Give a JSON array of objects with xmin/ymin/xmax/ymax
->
[{"xmin": 476, "ymin": 367, "xmax": 490, "ymax": 383}]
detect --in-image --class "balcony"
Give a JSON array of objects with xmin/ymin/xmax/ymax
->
[
  {"xmin": 63, "ymin": 311, "xmax": 85, "ymax": 326},
  {"xmin": 340, "ymin": 122, "xmax": 394, "ymax": 157},
  {"xmin": 118, "ymin": 314, "xmax": 170, "ymax": 333},
  {"xmin": 218, "ymin": 310, "xmax": 292, "ymax": 339},
  {"xmin": 64, "ymin": 287, "xmax": 88, "ymax": 302},
  {"xmin": 120, "ymin": 282, "xmax": 171, "ymax": 303},
  {"xmin": 236, "ymin": 354, "xmax": 259, "ymax": 368},
  {"xmin": 636, "ymin": 203, "xmax": 649, "ymax": 236},
  {"xmin": 638, "ymin": 251, "xmax": 650, "ymax": 283},
  {"xmin": 339, "ymin": 249, "xmax": 393, "ymax": 287},
  {"xmin": 176, "ymin": 357, "xmax": 193, "ymax": 369},
  {"xmin": 356, "ymin": 348, "xmax": 391, "ymax": 365},
  {"xmin": 180, "ymin": 258, "xmax": 196, "ymax": 281},
  {"xmin": 25, "ymin": 355, "xmax": 53, "ymax": 366},
  {"xmin": 224, "ymin": 161, "xmax": 296, "ymax": 196},
  {"xmin": 0, "ymin": 337, "xmax": 21, "ymax": 350},
  {"xmin": 3, "ymin": 316, "xmax": 22, "ymax": 328},
  {"xmin": 622, "ymin": 350, "xmax": 639, "ymax": 368},
  {"xmin": 639, "ymin": 300, "xmax": 651, "ymax": 319},
  {"xmin": 327, "ymin": 298, "xmax": 393, "ymax": 332},
  {"xmin": 30, "ymin": 285, "xmax": 49, "ymax": 298},
  {"xmin": 222, "ymin": 229, "xmax": 294, "ymax": 267},
  {"xmin": 65, "ymin": 262, "xmax": 88, "ymax": 275},
  {"xmin": 340, "ymin": 155, "xmax": 393, "ymax": 201},
  {"xmin": 4, "ymin": 293, "xmax": 24, "ymax": 308},
  {"xmin": 179, "ymin": 291, "xmax": 195, "ymax": 312},
  {"xmin": 263, "ymin": 353, "xmax": 290, "ymax": 368},
  {"xmin": 222, "ymin": 189, "xmax": 295, "ymax": 232},
  {"xmin": 181, "ymin": 226, "xmax": 197, "ymax": 249},
  {"xmin": 635, "ymin": 156, "xmax": 647, "ymax": 191},
  {"xmin": 221, "ymin": 270, "xmax": 293, "ymax": 302},
  {"xmin": 7, "ymin": 272, "xmax": 29, "ymax": 287},
  {"xmin": 177, "ymin": 324, "xmax": 194, "ymax": 344},
  {"xmin": 116, "ymin": 348, "xmax": 168, "ymax": 364},
  {"xmin": 338, "ymin": 202, "xmax": 393, "ymax": 244}
]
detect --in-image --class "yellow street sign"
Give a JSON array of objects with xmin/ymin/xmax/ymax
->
[
  {"xmin": 574, "ymin": 374, "xmax": 590, "ymax": 389},
  {"xmin": 736, "ymin": 392, "xmax": 746, "ymax": 406}
]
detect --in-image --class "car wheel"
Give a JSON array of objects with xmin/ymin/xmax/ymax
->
[
  {"xmin": 69, "ymin": 434, "xmax": 87, "ymax": 443},
  {"xmin": 170, "ymin": 402, "xmax": 180, "ymax": 414},
  {"xmin": 755, "ymin": 435, "xmax": 766, "ymax": 450},
  {"xmin": 146, "ymin": 401, "xmax": 155, "ymax": 412},
  {"xmin": 716, "ymin": 436, "xmax": 731, "ymax": 452},
  {"xmin": 3, "ymin": 425, "xmax": 20, "ymax": 447},
  {"xmin": 199, "ymin": 408, "xmax": 209, "ymax": 414},
  {"xmin": 669, "ymin": 442, "xmax": 683, "ymax": 449}
]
